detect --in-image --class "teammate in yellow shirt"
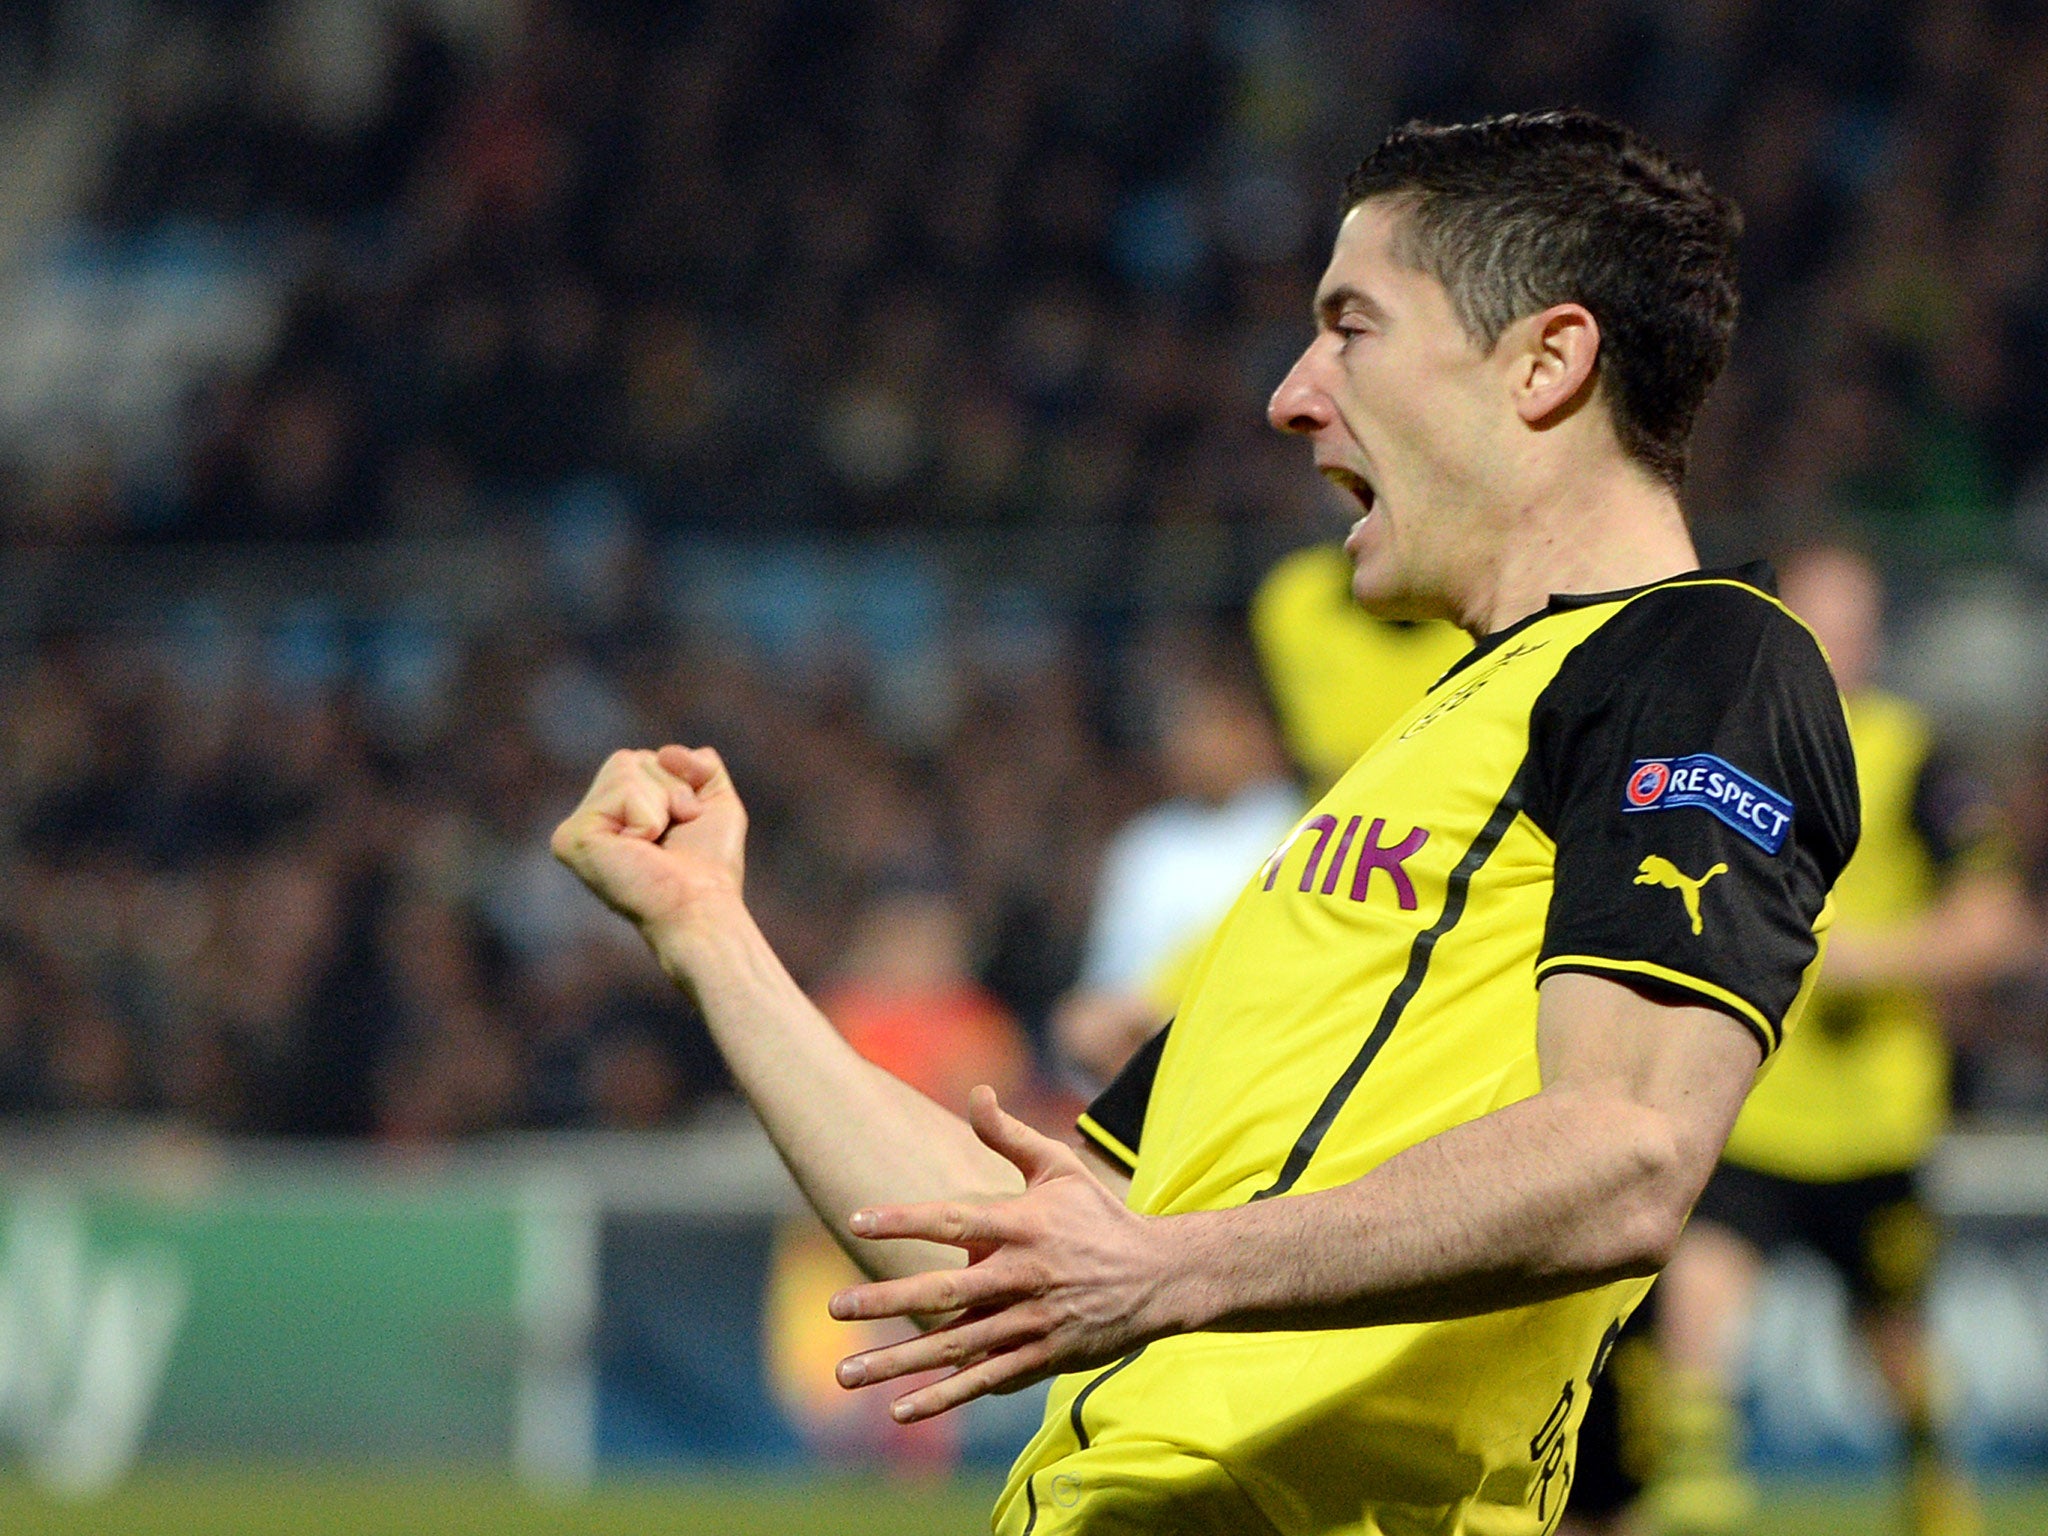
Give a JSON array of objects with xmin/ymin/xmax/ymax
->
[
  {"xmin": 550, "ymin": 112, "xmax": 1857, "ymax": 1536},
  {"xmin": 1650, "ymin": 541, "xmax": 2034, "ymax": 1536},
  {"xmin": 1250, "ymin": 541, "xmax": 1470, "ymax": 793}
]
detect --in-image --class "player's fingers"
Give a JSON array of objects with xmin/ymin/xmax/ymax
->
[
  {"xmin": 658, "ymin": 743, "xmax": 730, "ymax": 794},
  {"xmin": 829, "ymin": 1254, "xmax": 1020, "ymax": 1323},
  {"xmin": 553, "ymin": 756, "xmax": 666, "ymax": 856},
  {"xmin": 846, "ymin": 1198, "xmax": 1011, "ymax": 1251},
  {"xmin": 835, "ymin": 1302, "xmax": 1044, "ymax": 1389},
  {"xmin": 967, "ymin": 1085, "xmax": 1083, "ymax": 1186},
  {"xmin": 614, "ymin": 753, "xmax": 681, "ymax": 840},
  {"xmin": 630, "ymin": 746, "xmax": 703, "ymax": 827},
  {"xmin": 887, "ymin": 1342, "xmax": 1057, "ymax": 1424}
]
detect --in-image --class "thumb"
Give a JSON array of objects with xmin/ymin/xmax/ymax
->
[{"xmin": 967, "ymin": 1085, "xmax": 1077, "ymax": 1187}]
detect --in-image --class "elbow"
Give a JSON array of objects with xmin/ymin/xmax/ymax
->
[
  {"xmin": 1614, "ymin": 1203, "xmax": 1687, "ymax": 1276},
  {"xmin": 1599, "ymin": 1111, "xmax": 1696, "ymax": 1275}
]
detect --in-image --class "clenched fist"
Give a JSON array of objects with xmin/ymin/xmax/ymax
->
[{"xmin": 551, "ymin": 745, "xmax": 748, "ymax": 941}]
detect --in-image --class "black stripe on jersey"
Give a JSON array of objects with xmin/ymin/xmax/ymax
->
[
  {"xmin": 1249, "ymin": 769, "xmax": 1529, "ymax": 1202},
  {"xmin": 1070, "ymin": 1345, "xmax": 1148, "ymax": 1451},
  {"xmin": 1022, "ymin": 1475, "xmax": 1039, "ymax": 1534}
]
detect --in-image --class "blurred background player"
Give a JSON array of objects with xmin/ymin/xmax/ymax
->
[
  {"xmin": 2, "ymin": 2, "xmax": 2048, "ymax": 1526},
  {"xmin": 1647, "ymin": 540, "xmax": 2038, "ymax": 1536},
  {"xmin": 1050, "ymin": 631, "xmax": 1298, "ymax": 1086},
  {"xmin": 1248, "ymin": 540, "xmax": 1470, "ymax": 794}
]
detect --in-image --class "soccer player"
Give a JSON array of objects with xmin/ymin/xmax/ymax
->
[
  {"xmin": 1249, "ymin": 540, "xmax": 1470, "ymax": 794},
  {"xmin": 552, "ymin": 112, "xmax": 1858, "ymax": 1535},
  {"xmin": 1649, "ymin": 540, "xmax": 2033, "ymax": 1536}
]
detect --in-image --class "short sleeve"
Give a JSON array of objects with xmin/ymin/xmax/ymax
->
[
  {"xmin": 1076, "ymin": 1024, "xmax": 1169, "ymax": 1172},
  {"xmin": 1525, "ymin": 582, "xmax": 1859, "ymax": 1055}
]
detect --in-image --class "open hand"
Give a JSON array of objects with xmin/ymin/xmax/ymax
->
[
  {"xmin": 829, "ymin": 1086, "xmax": 1187, "ymax": 1423},
  {"xmin": 550, "ymin": 745, "xmax": 747, "ymax": 939}
]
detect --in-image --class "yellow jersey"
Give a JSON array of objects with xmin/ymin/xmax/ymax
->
[
  {"xmin": 1722, "ymin": 689, "xmax": 1993, "ymax": 1180},
  {"xmin": 1250, "ymin": 544, "xmax": 1474, "ymax": 792},
  {"xmin": 1019, "ymin": 568, "xmax": 1857, "ymax": 1536}
]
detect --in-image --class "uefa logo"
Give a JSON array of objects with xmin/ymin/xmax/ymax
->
[{"xmin": 1625, "ymin": 761, "xmax": 1671, "ymax": 807}]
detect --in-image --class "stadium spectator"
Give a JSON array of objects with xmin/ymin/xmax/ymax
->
[
  {"xmin": 0, "ymin": 0, "xmax": 2044, "ymax": 1150},
  {"xmin": 0, "ymin": 0, "xmax": 2044, "ymax": 561},
  {"xmin": 1051, "ymin": 631, "xmax": 1298, "ymax": 1085}
]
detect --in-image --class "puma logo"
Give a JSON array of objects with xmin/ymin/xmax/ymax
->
[{"xmin": 1634, "ymin": 855, "xmax": 1727, "ymax": 936}]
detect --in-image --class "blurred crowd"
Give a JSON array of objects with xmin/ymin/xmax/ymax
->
[
  {"xmin": 0, "ymin": 588, "xmax": 1239, "ymax": 1135},
  {"xmin": 10, "ymin": 0, "xmax": 2048, "ymax": 556},
  {"xmin": 1, "ymin": 0, "xmax": 2047, "ymax": 1136}
]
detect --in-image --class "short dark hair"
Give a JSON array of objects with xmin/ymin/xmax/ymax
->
[{"xmin": 1344, "ymin": 110, "xmax": 1741, "ymax": 488}]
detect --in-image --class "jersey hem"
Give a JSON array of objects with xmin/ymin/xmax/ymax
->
[
  {"xmin": 1535, "ymin": 955, "xmax": 1778, "ymax": 1054},
  {"xmin": 1076, "ymin": 1113, "xmax": 1139, "ymax": 1171}
]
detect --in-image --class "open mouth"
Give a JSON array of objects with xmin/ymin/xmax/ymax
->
[{"xmin": 1320, "ymin": 465, "xmax": 1376, "ymax": 515}]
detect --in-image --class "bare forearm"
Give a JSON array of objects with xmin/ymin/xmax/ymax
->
[
  {"xmin": 1160, "ymin": 1090, "xmax": 1691, "ymax": 1334},
  {"xmin": 826, "ymin": 978, "xmax": 1760, "ymax": 1425},
  {"xmin": 651, "ymin": 894, "xmax": 1023, "ymax": 1276}
]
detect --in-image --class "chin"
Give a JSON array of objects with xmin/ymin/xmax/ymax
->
[{"xmin": 1349, "ymin": 558, "xmax": 1428, "ymax": 622}]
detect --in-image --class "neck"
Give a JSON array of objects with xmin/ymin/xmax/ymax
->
[{"xmin": 1451, "ymin": 455, "xmax": 1698, "ymax": 636}]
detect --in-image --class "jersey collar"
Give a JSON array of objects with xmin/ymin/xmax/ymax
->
[{"xmin": 1435, "ymin": 561, "xmax": 1779, "ymax": 687}]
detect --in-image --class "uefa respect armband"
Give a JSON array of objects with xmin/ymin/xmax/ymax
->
[{"xmin": 1621, "ymin": 753, "xmax": 1793, "ymax": 854}]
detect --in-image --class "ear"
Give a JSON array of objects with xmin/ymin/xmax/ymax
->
[{"xmin": 1509, "ymin": 303, "xmax": 1601, "ymax": 426}]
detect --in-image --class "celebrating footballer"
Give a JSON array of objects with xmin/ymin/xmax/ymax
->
[{"xmin": 553, "ymin": 111, "xmax": 1859, "ymax": 1535}]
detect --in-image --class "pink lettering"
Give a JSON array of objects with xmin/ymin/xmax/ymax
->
[
  {"xmin": 1349, "ymin": 819, "xmax": 1430, "ymax": 910},
  {"xmin": 1293, "ymin": 815, "xmax": 1340, "ymax": 893},
  {"xmin": 1320, "ymin": 816, "xmax": 1362, "ymax": 896}
]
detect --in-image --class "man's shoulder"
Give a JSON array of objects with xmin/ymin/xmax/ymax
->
[
  {"xmin": 1545, "ymin": 571, "xmax": 1837, "ymax": 710},
  {"xmin": 1597, "ymin": 570, "xmax": 1821, "ymax": 652},
  {"xmin": 1846, "ymin": 688, "xmax": 1932, "ymax": 752},
  {"xmin": 1521, "ymin": 566, "xmax": 1860, "ymax": 881}
]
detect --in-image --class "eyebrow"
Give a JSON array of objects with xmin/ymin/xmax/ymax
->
[{"xmin": 1316, "ymin": 284, "xmax": 1389, "ymax": 330}]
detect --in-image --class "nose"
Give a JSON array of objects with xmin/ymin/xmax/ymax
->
[{"xmin": 1267, "ymin": 345, "xmax": 1331, "ymax": 436}]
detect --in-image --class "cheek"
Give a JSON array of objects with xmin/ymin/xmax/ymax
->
[{"xmin": 1338, "ymin": 350, "xmax": 1432, "ymax": 446}]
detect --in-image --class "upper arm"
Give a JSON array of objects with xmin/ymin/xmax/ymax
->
[
  {"xmin": 1535, "ymin": 969, "xmax": 1761, "ymax": 1200},
  {"xmin": 1525, "ymin": 584, "xmax": 1859, "ymax": 1058}
]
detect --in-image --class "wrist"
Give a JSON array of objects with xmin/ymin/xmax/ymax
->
[
  {"xmin": 1144, "ymin": 1211, "xmax": 1234, "ymax": 1335},
  {"xmin": 643, "ymin": 886, "xmax": 754, "ymax": 978}
]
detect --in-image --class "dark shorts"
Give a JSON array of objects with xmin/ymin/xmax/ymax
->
[
  {"xmin": 1569, "ymin": 1162, "xmax": 1942, "ymax": 1522},
  {"xmin": 1690, "ymin": 1161, "xmax": 1938, "ymax": 1313},
  {"xmin": 1569, "ymin": 1294, "xmax": 1660, "ymax": 1521}
]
